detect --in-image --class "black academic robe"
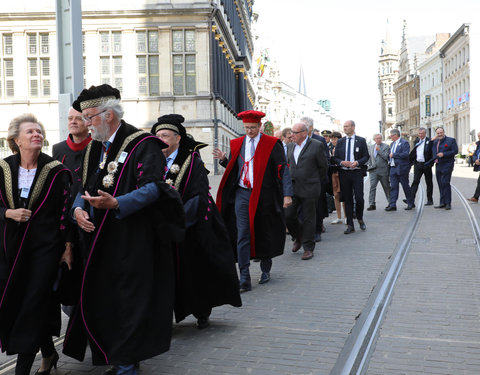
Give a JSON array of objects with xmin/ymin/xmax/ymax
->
[
  {"xmin": 0, "ymin": 153, "xmax": 71, "ymax": 354},
  {"xmin": 52, "ymin": 134, "xmax": 92, "ymax": 198},
  {"xmin": 166, "ymin": 147, "xmax": 241, "ymax": 323},
  {"xmin": 52, "ymin": 135, "xmax": 92, "ymax": 304},
  {"xmin": 62, "ymin": 121, "xmax": 185, "ymax": 366}
]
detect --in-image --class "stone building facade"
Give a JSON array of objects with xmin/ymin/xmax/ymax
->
[
  {"xmin": 0, "ymin": 0, "xmax": 255, "ymax": 172},
  {"xmin": 440, "ymin": 23, "xmax": 471, "ymax": 149}
]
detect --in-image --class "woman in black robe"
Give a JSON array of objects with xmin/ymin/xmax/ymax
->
[{"xmin": 0, "ymin": 114, "xmax": 71, "ymax": 375}]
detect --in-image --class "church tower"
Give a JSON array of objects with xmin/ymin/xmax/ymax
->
[{"xmin": 378, "ymin": 20, "xmax": 399, "ymax": 136}]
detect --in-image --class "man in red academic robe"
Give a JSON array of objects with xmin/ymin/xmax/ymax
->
[{"xmin": 214, "ymin": 110, "xmax": 293, "ymax": 292}]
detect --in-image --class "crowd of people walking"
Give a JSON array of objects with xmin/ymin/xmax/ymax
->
[{"xmin": 0, "ymin": 82, "xmax": 464, "ymax": 375}]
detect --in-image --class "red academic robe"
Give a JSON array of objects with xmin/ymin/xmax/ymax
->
[{"xmin": 217, "ymin": 134, "xmax": 287, "ymax": 259}]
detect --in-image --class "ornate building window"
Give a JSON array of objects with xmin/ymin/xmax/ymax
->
[
  {"xmin": 99, "ymin": 31, "xmax": 123, "ymax": 93},
  {"xmin": 136, "ymin": 30, "xmax": 159, "ymax": 96},
  {"xmin": 27, "ymin": 33, "xmax": 50, "ymax": 97},
  {"xmin": 0, "ymin": 33, "xmax": 14, "ymax": 97},
  {"xmin": 172, "ymin": 29, "xmax": 196, "ymax": 95}
]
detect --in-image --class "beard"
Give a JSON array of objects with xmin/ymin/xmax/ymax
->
[{"xmin": 89, "ymin": 118, "xmax": 110, "ymax": 141}]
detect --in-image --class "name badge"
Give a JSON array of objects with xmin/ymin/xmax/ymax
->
[
  {"xmin": 118, "ymin": 151, "xmax": 128, "ymax": 164},
  {"xmin": 20, "ymin": 187, "xmax": 30, "ymax": 199},
  {"xmin": 355, "ymin": 147, "xmax": 359, "ymax": 152}
]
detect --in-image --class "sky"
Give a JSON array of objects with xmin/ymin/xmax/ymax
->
[{"xmin": 252, "ymin": 0, "xmax": 480, "ymax": 137}]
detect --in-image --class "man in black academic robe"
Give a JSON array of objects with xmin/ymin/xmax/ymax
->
[
  {"xmin": 63, "ymin": 84, "xmax": 184, "ymax": 375},
  {"xmin": 151, "ymin": 114, "xmax": 241, "ymax": 329},
  {"xmin": 52, "ymin": 107, "xmax": 92, "ymax": 309}
]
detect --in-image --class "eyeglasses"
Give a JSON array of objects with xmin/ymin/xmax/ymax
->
[
  {"xmin": 82, "ymin": 110, "xmax": 107, "ymax": 123},
  {"xmin": 291, "ymin": 130, "xmax": 306, "ymax": 135}
]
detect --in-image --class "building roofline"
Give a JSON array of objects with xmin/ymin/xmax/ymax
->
[{"xmin": 440, "ymin": 23, "xmax": 470, "ymax": 55}]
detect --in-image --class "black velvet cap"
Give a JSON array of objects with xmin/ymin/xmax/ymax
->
[
  {"xmin": 72, "ymin": 84, "xmax": 121, "ymax": 112},
  {"xmin": 151, "ymin": 114, "xmax": 187, "ymax": 138}
]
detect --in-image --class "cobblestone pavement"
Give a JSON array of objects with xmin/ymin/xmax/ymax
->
[{"xmin": 1, "ymin": 164, "xmax": 480, "ymax": 375}]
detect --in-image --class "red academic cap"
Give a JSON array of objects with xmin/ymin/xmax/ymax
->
[{"xmin": 238, "ymin": 110, "xmax": 265, "ymax": 123}]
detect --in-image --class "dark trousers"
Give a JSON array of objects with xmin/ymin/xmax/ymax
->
[
  {"xmin": 436, "ymin": 167, "xmax": 453, "ymax": 205},
  {"xmin": 15, "ymin": 336, "xmax": 55, "ymax": 375},
  {"xmin": 389, "ymin": 169, "xmax": 413, "ymax": 207},
  {"xmin": 474, "ymin": 173, "xmax": 480, "ymax": 199},
  {"xmin": 285, "ymin": 195, "xmax": 318, "ymax": 252},
  {"xmin": 234, "ymin": 188, "xmax": 271, "ymax": 284},
  {"xmin": 410, "ymin": 162, "xmax": 433, "ymax": 202},
  {"xmin": 315, "ymin": 181, "xmax": 327, "ymax": 234},
  {"xmin": 338, "ymin": 169, "xmax": 364, "ymax": 227}
]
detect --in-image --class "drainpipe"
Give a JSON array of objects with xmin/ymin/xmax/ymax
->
[{"xmin": 209, "ymin": 3, "xmax": 220, "ymax": 175}]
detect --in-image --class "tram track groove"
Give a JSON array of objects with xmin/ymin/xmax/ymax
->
[
  {"xmin": 331, "ymin": 186, "xmax": 426, "ymax": 375},
  {"xmin": 452, "ymin": 183, "xmax": 480, "ymax": 255}
]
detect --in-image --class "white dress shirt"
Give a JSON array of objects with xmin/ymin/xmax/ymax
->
[
  {"xmin": 239, "ymin": 133, "xmax": 261, "ymax": 189},
  {"xmin": 293, "ymin": 138, "xmax": 308, "ymax": 164},
  {"xmin": 416, "ymin": 138, "xmax": 426, "ymax": 162},
  {"xmin": 345, "ymin": 135, "xmax": 355, "ymax": 162},
  {"xmin": 390, "ymin": 140, "xmax": 399, "ymax": 166}
]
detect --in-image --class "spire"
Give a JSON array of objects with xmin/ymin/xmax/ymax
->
[
  {"xmin": 381, "ymin": 19, "xmax": 393, "ymax": 55},
  {"xmin": 402, "ymin": 19, "xmax": 408, "ymax": 46},
  {"xmin": 298, "ymin": 64, "xmax": 306, "ymax": 96}
]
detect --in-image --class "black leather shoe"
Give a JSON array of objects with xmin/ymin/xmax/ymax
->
[
  {"xmin": 196, "ymin": 317, "xmax": 210, "ymax": 329},
  {"xmin": 292, "ymin": 240, "xmax": 302, "ymax": 252},
  {"xmin": 314, "ymin": 233, "xmax": 322, "ymax": 242},
  {"xmin": 367, "ymin": 205, "xmax": 376, "ymax": 211},
  {"xmin": 425, "ymin": 201, "xmax": 434, "ymax": 206},
  {"xmin": 405, "ymin": 205, "xmax": 414, "ymax": 210},
  {"xmin": 344, "ymin": 225, "xmax": 355, "ymax": 234},
  {"xmin": 239, "ymin": 282, "xmax": 252, "ymax": 293},
  {"xmin": 385, "ymin": 206, "xmax": 397, "ymax": 211},
  {"xmin": 258, "ymin": 272, "xmax": 270, "ymax": 284},
  {"xmin": 445, "ymin": 204, "xmax": 451, "ymax": 210},
  {"xmin": 358, "ymin": 220, "xmax": 366, "ymax": 231},
  {"xmin": 434, "ymin": 204, "xmax": 446, "ymax": 209}
]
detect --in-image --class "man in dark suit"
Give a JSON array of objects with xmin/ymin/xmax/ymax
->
[
  {"xmin": 333, "ymin": 120, "xmax": 369, "ymax": 234},
  {"xmin": 409, "ymin": 127, "xmax": 434, "ymax": 205},
  {"xmin": 467, "ymin": 131, "xmax": 480, "ymax": 203},
  {"xmin": 285, "ymin": 122, "xmax": 328, "ymax": 260},
  {"xmin": 322, "ymin": 130, "xmax": 334, "ymax": 155},
  {"xmin": 386, "ymin": 128, "xmax": 414, "ymax": 211},
  {"xmin": 426, "ymin": 127, "xmax": 458, "ymax": 210},
  {"xmin": 301, "ymin": 116, "xmax": 329, "ymax": 241}
]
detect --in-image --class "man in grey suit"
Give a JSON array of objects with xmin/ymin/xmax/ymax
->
[
  {"xmin": 285, "ymin": 122, "xmax": 328, "ymax": 260},
  {"xmin": 366, "ymin": 134, "xmax": 390, "ymax": 210}
]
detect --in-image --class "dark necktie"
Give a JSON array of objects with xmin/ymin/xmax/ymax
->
[
  {"xmin": 103, "ymin": 141, "xmax": 111, "ymax": 153},
  {"xmin": 165, "ymin": 157, "xmax": 172, "ymax": 176},
  {"xmin": 346, "ymin": 137, "xmax": 352, "ymax": 161}
]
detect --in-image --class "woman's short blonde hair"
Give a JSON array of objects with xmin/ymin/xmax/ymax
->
[{"xmin": 7, "ymin": 114, "xmax": 46, "ymax": 153}]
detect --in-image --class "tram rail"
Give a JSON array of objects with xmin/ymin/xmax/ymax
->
[{"xmin": 332, "ymin": 182, "xmax": 480, "ymax": 375}]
